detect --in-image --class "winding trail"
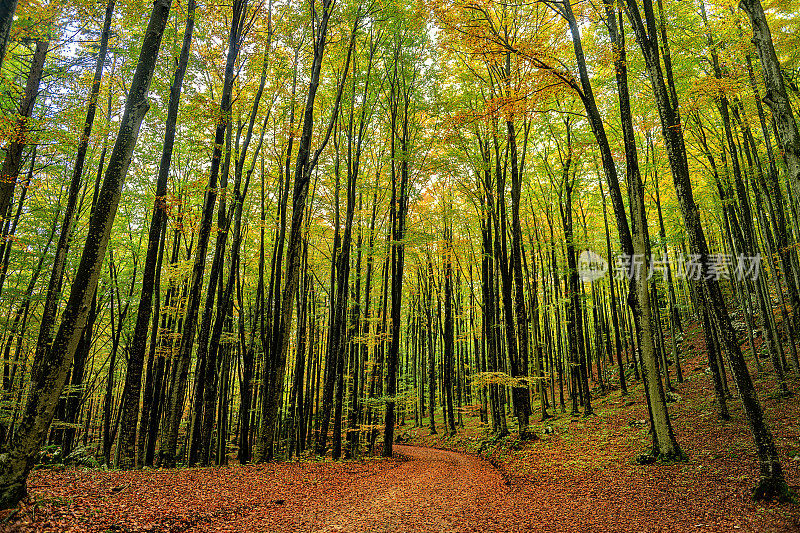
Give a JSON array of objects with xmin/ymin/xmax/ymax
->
[
  {"xmin": 17, "ymin": 437, "xmax": 800, "ymax": 532},
  {"xmin": 224, "ymin": 445, "xmax": 523, "ymax": 532}
]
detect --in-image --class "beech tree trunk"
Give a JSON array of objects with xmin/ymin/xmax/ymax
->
[
  {"xmin": 160, "ymin": 0, "xmax": 245, "ymax": 468},
  {"xmin": 443, "ymin": 222, "xmax": 456, "ymax": 436},
  {"xmin": 0, "ymin": 38, "xmax": 48, "ymax": 229},
  {"xmin": 739, "ymin": 0, "xmax": 800, "ymax": 233},
  {"xmin": 626, "ymin": 0, "xmax": 788, "ymax": 499},
  {"xmin": 0, "ymin": 0, "xmax": 18, "ymax": 72},
  {"xmin": 383, "ymin": 33, "xmax": 416, "ymax": 455},
  {"xmin": 118, "ymin": 0, "xmax": 193, "ymax": 469},
  {"xmin": 255, "ymin": 0, "xmax": 346, "ymax": 463},
  {"xmin": 0, "ymin": 0, "xmax": 171, "ymax": 508}
]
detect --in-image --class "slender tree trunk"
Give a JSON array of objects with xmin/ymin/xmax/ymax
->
[
  {"xmin": 626, "ymin": 0, "xmax": 788, "ymax": 498},
  {"xmin": 383, "ymin": 38, "xmax": 416, "ymax": 454},
  {"xmin": 118, "ymin": 0, "xmax": 193, "ymax": 469},
  {"xmin": 506, "ymin": 115, "xmax": 533, "ymax": 434},
  {"xmin": 0, "ymin": 0, "xmax": 18, "ymax": 72},
  {"xmin": 739, "ymin": 0, "xmax": 800, "ymax": 240},
  {"xmin": 0, "ymin": 0, "xmax": 171, "ymax": 508},
  {"xmin": 137, "ymin": 218, "xmax": 169, "ymax": 464},
  {"xmin": 597, "ymin": 0, "xmax": 682, "ymax": 459},
  {"xmin": 443, "ymin": 222, "xmax": 456, "ymax": 436},
  {"xmin": 161, "ymin": 0, "xmax": 245, "ymax": 468},
  {"xmin": 34, "ymin": 2, "xmax": 114, "ymax": 377},
  {"xmin": 256, "ymin": 0, "xmax": 347, "ymax": 463},
  {"xmin": 0, "ymin": 38, "xmax": 48, "ymax": 226}
]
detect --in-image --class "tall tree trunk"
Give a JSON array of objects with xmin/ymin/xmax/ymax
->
[
  {"xmin": 595, "ymin": 0, "xmax": 682, "ymax": 458},
  {"xmin": 383, "ymin": 35, "xmax": 415, "ymax": 455},
  {"xmin": 426, "ymin": 262, "xmax": 437, "ymax": 434},
  {"xmin": 161, "ymin": 0, "xmax": 245, "ymax": 468},
  {"xmin": 317, "ymin": 141, "xmax": 342, "ymax": 457},
  {"xmin": 0, "ymin": 0, "xmax": 18, "ymax": 72},
  {"xmin": 625, "ymin": 0, "xmax": 788, "ymax": 499},
  {"xmin": 0, "ymin": 0, "xmax": 171, "ymax": 508},
  {"xmin": 255, "ymin": 0, "xmax": 347, "ymax": 463},
  {"xmin": 442, "ymin": 222, "xmax": 456, "ymax": 436},
  {"xmin": 34, "ymin": 2, "xmax": 114, "ymax": 374},
  {"xmin": 188, "ymin": 119, "xmax": 232, "ymax": 466},
  {"xmin": 503, "ymin": 114, "xmax": 533, "ymax": 435},
  {"xmin": 118, "ymin": 0, "xmax": 194, "ymax": 469},
  {"xmin": 137, "ymin": 215, "xmax": 169, "ymax": 465},
  {"xmin": 559, "ymin": 141, "xmax": 590, "ymax": 417},
  {"xmin": 739, "ymin": 0, "xmax": 800, "ymax": 246},
  {"xmin": 0, "ymin": 37, "xmax": 47, "ymax": 239},
  {"xmin": 600, "ymin": 179, "xmax": 626, "ymax": 394},
  {"xmin": 237, "ymin": 272, "xmax": 256, "ymax": 464}
]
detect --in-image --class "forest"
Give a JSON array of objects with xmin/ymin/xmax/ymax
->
[{"xmin": 0, "ymin": 0, "xmax": 799, "ymax": 530}]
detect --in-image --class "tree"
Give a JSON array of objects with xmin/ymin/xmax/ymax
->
[
  {"xmin": 739, "ymin": 0, "xmax": 800, "ymax": 246},
  {"xmin": 0, "ymin": 0, "xmax": 18, "ymax": 72},
  {"xmin": 625, "ymin": 0, "xmax": 789, "ymax": 499},
  {"xmin": 160, "ymin": 0, "xmax": 247, "ymax": 468},
  {"xmin": 0, "ymin": 0, "xmax": 173, "ymax": 508},
  {"xmin": 255, "ymin": 0, "xmax": 349, "ymax": 463},
  {"xmin": 117, "ymin": 0, "xmax": 194, "ymax": 469}
]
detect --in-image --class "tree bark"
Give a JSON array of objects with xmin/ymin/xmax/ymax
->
[
  {"xmin": 0, "ymin": 0, "xmax": 18, "ymax": 72},
  {"xmin": 626, "ymin": 0, "xmax": 788, "ymax": 499},
  {"xmin": 0, "ymin": 38, "xmax": 48, "ymax": 226},
  {"xmin": 160, "ymin": 0, "xmax": 245, "ymax": 468},
  {"xmin": 0, "ymin": 0, "xmax": 171, "ymax": 508},
  {"xmin": 118, "ymin": 0, "xmax": 193, "ymax": 469},
  {"xmin": 255, "ymin": 0, "xmax": 345, "ymax": 463},
  {"xmin": 739, "ymin": 0, "xmax": 800, "ymax": 232}
]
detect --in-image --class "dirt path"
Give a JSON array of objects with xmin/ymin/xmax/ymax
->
[
  {"xmin": 13, "ymin": 442, "xmax": 798, "ymax": 532},
  {"xmin": 12, "ymin": 445, "xmax": 525, "ymax": 533},
  {"xmin": 226, "ymin": 445, "xmax": 521, "ymax": 532}
]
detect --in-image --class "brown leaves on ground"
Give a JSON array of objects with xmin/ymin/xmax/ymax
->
[
  {"xmin": 7, "ymin": 323, "xmax": 800, "ymax": 532},
  {"xmin": 406, "ymin": 322, "xmax": 800, "ymax": 532},
  {"xmin": 7, "ymin": 458, "xmax": 401, "ymax": 532},
  {"xmin": 7, "ymin": 447, "xmax": 522, "ymax": 532}
]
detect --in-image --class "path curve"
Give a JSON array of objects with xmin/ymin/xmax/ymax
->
[{"xmin": 224, "ymin": 445, "xmax": 522, "ymax": 533}]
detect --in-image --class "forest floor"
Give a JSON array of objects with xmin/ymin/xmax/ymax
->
[
  {"xmin": 5, "ymin": 322, "xmax": 800, "ymax": 532},
  {"xmin": 403, "ymin": 321, "xmax": 800, "ymax": 532},
  {"xmin": 5, "ymin": 445, "xmax": 524, "ymax": 532}
]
